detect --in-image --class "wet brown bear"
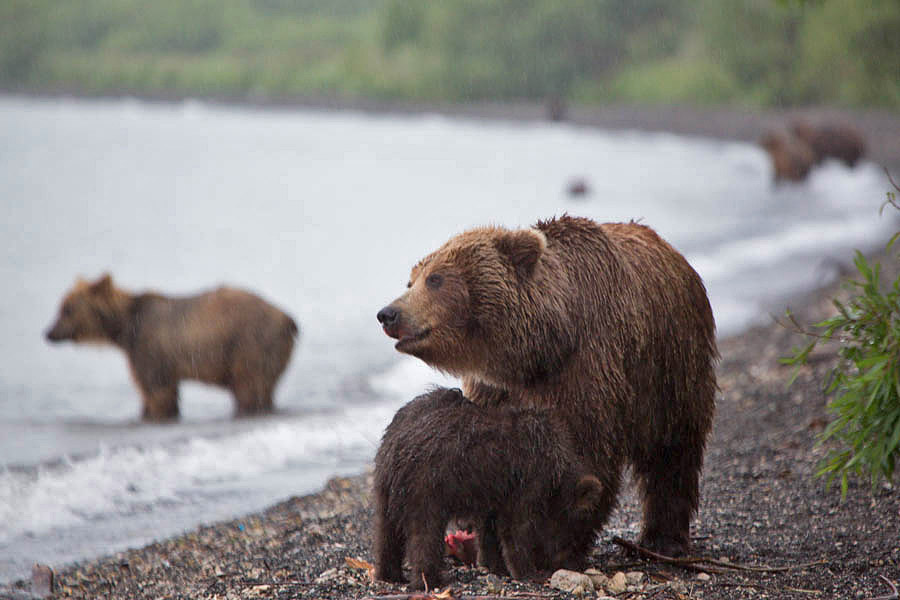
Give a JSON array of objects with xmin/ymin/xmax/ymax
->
[
  {"xmin": 377, "ymin": 215, "xmax": 717, "ymax": 557},
  {"xmin": 373, "ymin": 387, "xmax": 607, "ymax": 589},
  {"xmin": 759, "ymin": 130, "xmax": 816, "ymax": 183},
  {"xmin": 790, "ymin": 119, "xmax": 866, "ymax": 168},
  {"xmin": 46, "ymin": 274, "xmax": 298, "ymax": 421}
]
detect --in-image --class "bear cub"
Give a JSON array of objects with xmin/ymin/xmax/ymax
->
[
  {"xmin": 373, "ymin": 387, "xmax": 605, "ymax": 589},
  {"xmin": 46, "ymin": 274, "xmax": 298, "ymax": 421}
]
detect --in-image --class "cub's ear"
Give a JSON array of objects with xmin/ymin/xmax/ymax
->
[
  {"xmin": 494, "ymin": 229, "xmax": 546, "ymax": 280},
  {"xmin": 574, "ymin": 475, "xmax": 604, "ymax": 514},
  {"xmin": 89, "ymin": 273, "xmax": 114, "ymax": 296}
]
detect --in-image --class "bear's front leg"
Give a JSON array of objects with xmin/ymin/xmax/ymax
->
[
  {"xmin": 140, "ymin": 385, "xmax": 179, "ymax": 421},
  {"xmin": 373, "ymin": 514, "xmax": 406, "ymax": 583},
  {"xmin": 231, "ymin": 378, "xmax": 275, "ymax": 416},
  {"xmin": 406, "ymin": 520, "xmax": 446, "ymax": 590},
  {"xmin": 129, "ymin": 356, "xmax": 179, "ymax": 421}
]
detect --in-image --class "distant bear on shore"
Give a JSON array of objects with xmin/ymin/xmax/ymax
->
[
  {"xmin": 759, "ymin": 130, "xmax": 816, "ymax": 183},
  {"xmin": 45, "ymin": 274, "xmax": 298, "ymax": 421},
  {"xmin": 373, "ymin": 387, "xmax": 607, "ymax": 589},
  {"xmin": 790, "ymin": 119, "xmax": 866, "ymax": 168},
  {"xmin": 377, "ymin": 216, "xmax": 718, "ymax": 557}
]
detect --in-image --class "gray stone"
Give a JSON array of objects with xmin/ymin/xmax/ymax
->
[
  {"xmin": 314, "ymin": 567, "xmax": 339, "ymax": 583},
  {"xmin": 549, "ymin": 569, "xmax": 594, "ymax": 596},
  {"xmin": 625, "ymin": 570, "xmax": 645, "ymax": 586},
  {"xmin": 484, "ymin": 574, "xmax": 502, "ymax": 594},
  {"xmin": 584, "ymin": 567, "xmax": 609, "ymax": 589},
  {"xmin": 606, "ymin": 571, "xmax": 627, "ymax": 594}
]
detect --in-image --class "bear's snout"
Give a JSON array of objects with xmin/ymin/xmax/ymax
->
[
  {"xmin": 377, "ymin": 305, "xmax": 401, "ymax": 338},
  {"xmin": 45, "ymin": 322, "xmax": 69, "ymax": 342}
]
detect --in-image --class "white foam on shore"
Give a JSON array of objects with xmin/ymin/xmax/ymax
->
[{"xmin": 0, "ymin": 401, "xmax": 401, "ymax": 544}]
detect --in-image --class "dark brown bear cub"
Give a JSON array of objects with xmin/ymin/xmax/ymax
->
[
  {"xmin": 378, "ymin": 216, "xmax": 718, "ymax": 557},
  {"xmin": 46, "ymin": 274, "xmax": 298, "ymax": 421},
  {"xmin": 373, "ymin": 387, "xmax": 607, "ymax": 589}
]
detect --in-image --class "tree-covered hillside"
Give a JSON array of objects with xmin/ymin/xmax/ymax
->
[{"xmin": 1, "ymin": 0, "xmax": 897, "ymax": 108}]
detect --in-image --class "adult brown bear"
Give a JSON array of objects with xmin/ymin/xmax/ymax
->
[
  {"xmin": 377, "ymin": 216, "xmax": 718, "ymax": 557},
  {"xmin": 46, "ymin": 274, "xmax": 298, "ymax": 421},
  {"xmin": 790, "ymin": 119, "xmax": 866, "ymax": 168}
]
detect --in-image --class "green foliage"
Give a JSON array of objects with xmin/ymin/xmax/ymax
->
[
  {"xmin": 0, "ymin": 0, "xmax": 898, "ymax": 108},
  {"xmin": 586, "ymin": 57, "xmax": 741, "ymax": 106},
  {"xmin": 783, "ymin": 187, "xmax": 900, "ymax": 497},
  {"xmin": 699, "ymin": 0, "xmax": 806, "ymax": 105}
]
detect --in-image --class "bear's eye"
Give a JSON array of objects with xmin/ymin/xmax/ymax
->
[{"xmin": 425, "ymin": 273, "xmax": 444, "ymax": 290}]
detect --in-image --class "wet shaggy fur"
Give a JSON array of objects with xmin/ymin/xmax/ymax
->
[
  {"xmin": 378, "ymin": 215, "xmax": 718, "ymax": 557},
  {"xmin": 373, "ymin": 387, "xmax": 607, "ymax": 589},
  {"xmin": 759, "ymin": 130, "xmax": 816, "ymax": 183},
  {"xmin": 790, "ymin": 119, "xmax": 866, "ymax": 168},
  {"xmin": 46, "ymin": 274, "xmax": 298, "ymax": 421}
]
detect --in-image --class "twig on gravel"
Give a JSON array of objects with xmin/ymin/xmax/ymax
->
[
  {"xmin": 611, "ymin": 537, "xmax": 729, "ymax": 574},
  {"xmin": 644, "ymin": 586, "xmax": 670, "ymax": 600},
  {"xmin": 206, "ymin": 576, "xmax": 317, "ymax": 587},
  {"xmin": 867, "ymin": 575, "xmax": 899, "ymax": 600},
  {"xmin": 359, "ymin": 596, "xmax": 527, "ymax": 600},
  {"xmin": 612, "ymin": 536, "xmax": 827, "ymax": 574},
  {"xmin": 718, "ymin": 582, "xmax": 821, "ymax": 595},
  {"xmin": 240, "ymin": 579, "xmax": 317, "ymax": 586}
]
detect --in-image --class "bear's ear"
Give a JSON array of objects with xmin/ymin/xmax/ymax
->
[
  {"xmin": 574, "ymin": 475, "xmax": 604, "ymax": 514},
  {"xmin": 89, "ymin": 273, "xmax": 114, "ymax": 296},
  {"xmin": 494, "ymin": 229, "xmax": 546, "ymax": 280}
]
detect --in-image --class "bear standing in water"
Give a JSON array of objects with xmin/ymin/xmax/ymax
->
[
  {"xmin": 373, "ymin": 387, "xmax": 607, "ymax": 589},
  {"xmin": 46, "ymin": 274, "xmax": 298, "ymax": 421},
  {"xmin": 378, "ymin": 215, "xmax": 717, "ymax": 557}
]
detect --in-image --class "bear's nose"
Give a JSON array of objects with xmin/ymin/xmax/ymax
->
[{"xmin": 377, "ymin": 306, "xmax": 399, "ymax": 327}]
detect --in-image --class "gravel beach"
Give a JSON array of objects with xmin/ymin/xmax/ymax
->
[{"xmin": 3, "ymin": 102, "xmax": 899, "ymax": 600}]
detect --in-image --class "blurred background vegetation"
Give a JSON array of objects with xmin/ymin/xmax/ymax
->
[{"xmin": 1, "ymin": 0, "xmax": 898, "ymax": 109}]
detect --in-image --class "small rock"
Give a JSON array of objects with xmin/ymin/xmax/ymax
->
[
  {"xmin": 484, "ymin": 574, "xmax": 502, "ymax": 594},
  {"xmin": 584, "ymin": 567, "xmax": 609, "ymax": 589},
  {"xmin": 606, "ymin": 571, "xmax": 627, "ymax": 594},
  {"xmin": 305, "ymin": 523, "xmax": 326, "ymax": 543},
  {"xmin": 315, "ymin": 567, "xmax": 339, "ymax": 583},
  {"xmin": 625, "ymin": 571, "xmax": 644, "ymax": 585},
  {"xmin": 549, "ymin": 569, "xmax": 594, "ymax": 595},
  {"xmin": 31, "ymin": 563, "xmax": 54, "ymax": 597},
  {"xmin": 696, "ymin": 572, "xmax": 711, "ymax": 581}
]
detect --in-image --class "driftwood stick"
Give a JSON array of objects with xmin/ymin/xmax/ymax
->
[
  {"xmin": 611, "ymin": 537, "xmax": 728, "ymax": 574},
  {"xmin": 867, "ymin": 575, "xmax": 899, "ymax": 600},
  {"xmin": 612, "ymin": 536, "xmax": 827, "ymax": 574},
  {"xmin": 362, "ymin": 592, "xmax": 516, "ymax": 600}
]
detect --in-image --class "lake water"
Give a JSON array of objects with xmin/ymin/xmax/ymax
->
[{"xmin": 0, "ymin": 95, "xmax": 894, "ymax": 583}]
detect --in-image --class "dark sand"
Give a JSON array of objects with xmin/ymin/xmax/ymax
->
[{"xmin": 2, "ymin": 100, "xmax": 899, "ymax": 600}]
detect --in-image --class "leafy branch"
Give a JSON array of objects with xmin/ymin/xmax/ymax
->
[{"xmin": 782, "ymin": 171, "xmax": 900, "ymax": 498}]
